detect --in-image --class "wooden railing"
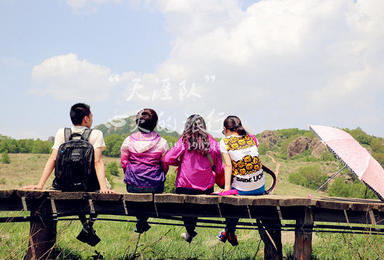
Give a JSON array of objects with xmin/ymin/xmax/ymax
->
[{"xmin": 1, "ymin": 190, "xmax": 384, "ymax": 260}]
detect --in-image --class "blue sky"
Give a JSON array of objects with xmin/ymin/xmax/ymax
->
[{"xmin": 1, "ymin": 0, "xmax": 383, "ymax": 139}]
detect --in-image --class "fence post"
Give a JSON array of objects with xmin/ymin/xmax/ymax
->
[
  {"xmin": 26, "ymin": 198, "xmax": 57, "ymax": 260},
  {"xmin": 294, "ymin": 207, "xmax": 313, "ymax": 260}
]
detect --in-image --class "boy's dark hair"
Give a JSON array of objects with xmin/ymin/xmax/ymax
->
[
  {"xmin": 136, "ymin": 108, "xmax": 158, "ymax": 133},
  {"xmin": 224, "ymin": 115, "xmax": 248, "ymax": 136},
  {"xmin": 70, "ymin": 103, "xmax": 91, "ymax": 125}
]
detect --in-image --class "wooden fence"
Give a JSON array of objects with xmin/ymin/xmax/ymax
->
[{"xmin": 1, "ymin": 190, "xmax": 384, "ymax": 260}]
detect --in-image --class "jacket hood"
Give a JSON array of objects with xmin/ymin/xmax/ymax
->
[{"xmin": 129, "ymin": 132, "xmax": 161, "ymax": 153}]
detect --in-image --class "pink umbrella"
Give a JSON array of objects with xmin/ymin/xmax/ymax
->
[{"xmin": 310, "ymin": 124, "xmax": 384, "ymax": 200}]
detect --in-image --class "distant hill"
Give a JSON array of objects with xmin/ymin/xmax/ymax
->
[{"xmin": 95, "ymin": 116, "xmax": 180, "ymax": 138}]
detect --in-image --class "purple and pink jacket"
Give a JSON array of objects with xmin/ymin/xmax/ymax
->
[
  {"xmin": 163, "ymin": 135, "xmax": 224, "ymax": 191},
  {"xmin": 121, "ymin": 132, "xmax": 169, "ymax": 188}
]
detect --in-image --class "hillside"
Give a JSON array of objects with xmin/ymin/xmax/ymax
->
[{"xmin": 94, "ymin": 115, "xmax": 180, "ymax": 138}]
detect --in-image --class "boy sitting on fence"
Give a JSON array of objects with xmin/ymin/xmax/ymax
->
[{"xmin": 23, "ymin": 103, "xmax": 114, "ymax": 246}]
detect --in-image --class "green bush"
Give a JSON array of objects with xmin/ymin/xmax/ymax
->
[
  {"xmin": 371, "ymin": 138, "xmax": 384, "ymax": 153},
  {"xmin": 288, "ymin": 165, "xmax": 328, "ymax": 190},
  {"xmin": 321, "ymin": 151, "xmax": 336, "ymax": 161},
  {"xmin": 373, "ymin": 152, "xmax": 384, "ymax": 168},
  {"xmin": 106, "ymin": 162, "xmax": 120, "ymax": 177},
  {"xmin": 328, "ymin": 178, "xmax": 377, "ymax": 199},
  {"xmin": 164, "ymin": 168, "xmax": 176, "ymax": 193},
  {"xmin": 1, "ymin": 151, "xmax": 10, "ymax": 164},
  {"xmin": 258, "ymin": 143, "xmax": 268, "ymax": 155},
  {"xmin": 344, "ymin": 127, "xmax": 372, "ymax": 145}
]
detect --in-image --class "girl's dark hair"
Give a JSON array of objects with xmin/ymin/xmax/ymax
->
[
  {"xmin": 181, "ymin": 114, "xmax": 210, "ymax": 155},
  {"xmin": 136, "ymin": 108, "xmax": 158, "ymax": 133},
  {"xmin": 224, "ymin": 115, "xmax": 248, "ymax": 136},
  {"xmin": 70, "ymin": 103, "xmax": 91, "ymax": 125}
]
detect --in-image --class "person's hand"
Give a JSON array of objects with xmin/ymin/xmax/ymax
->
[
  {"xmin": 22, "ymin": 184, "xmax": 43, "ymax": 190},
  {"xmin": 99, "ymin": 188, "xmax": 116, "ymax": 194}
]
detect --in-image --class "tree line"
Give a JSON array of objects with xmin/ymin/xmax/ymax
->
[{"xmin": 0, "ymin": 135, "xmax": 52, "ymax": 154}]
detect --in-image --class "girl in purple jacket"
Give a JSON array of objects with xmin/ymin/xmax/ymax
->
[
  {"xmin": 121, "ymin": 108, "xmax": 169, "ymax": 233},
  {"xmin": 163, "ymin": 114, "xmax": 223, "ymax": 243}
]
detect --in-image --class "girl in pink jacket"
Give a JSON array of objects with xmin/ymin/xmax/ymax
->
[{"xmin": 163, "ymin": 114, "xmax": 223, "ymax": 243}]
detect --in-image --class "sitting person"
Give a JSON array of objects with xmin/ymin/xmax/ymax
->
[
  {"xmin": 163, "ymin": 114, "xmax": 223, "ymax": 243},
  {"xmin": 120, "ymin": 108, "xmax": 169, "ymax": 233},
  {"xmin": 217, "ymin": 115, "xmax": 264, "ymax": 246},
  {"xmin": 23, "ymin": 103, "xmax": 114, "ymax": 246}
]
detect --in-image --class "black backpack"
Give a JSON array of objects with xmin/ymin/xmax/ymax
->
[{"xmin": 52, "ymin": 128, "xmax": 100, "ymax": 191}]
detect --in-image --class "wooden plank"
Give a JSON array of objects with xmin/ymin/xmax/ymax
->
[
  {"xmin": 183, "ymin": 194, "xmax": 220, "ymax": 205},
  {"xmin": 123, "ymin": 193, "xmax": 153, "ymax": 202},
  {"xmin": 154, "ymin": 194, "xmax": 186, "ymax": 203},
  {"xmin": 89, "ymin": 193, "xmax": 123, "ymax": 201},
  {"xmin": 0, "ymin": 189, "xmax": 16, "ymax": 198},
  {"xmin": 48, "ymin": 191, "xmax": 87, "ymax": 200}
]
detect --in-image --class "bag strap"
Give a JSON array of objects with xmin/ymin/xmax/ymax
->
[
  {"xmin": 81, "ymin": 129, "xmax": 93, "ymax": 141},
  {"xmin": 64, "ymin": 128, "xmax": 72, "ymax": 142},
  {"xmin": 206, "ymin": 153, "xmax": 216, "ymax": 172},
  {"xmin": 262, "ymin": 165, "xmax": 277, "ymax": 194}
]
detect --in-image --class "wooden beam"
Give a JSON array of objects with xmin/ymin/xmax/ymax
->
[
  {"xmin": 26, "ymin": 198, "xmax": 57, "ymax": 260},
  {"xmin": 294, "ymin": 207, "xmax": 314, "ymax": 260}
]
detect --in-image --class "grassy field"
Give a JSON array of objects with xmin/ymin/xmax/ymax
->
[{"xmin": 1, "ymin": 153, "xmax": 383, "ymax": 259}]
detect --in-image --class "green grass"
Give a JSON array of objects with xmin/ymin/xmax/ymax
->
[{"xmin": 1, "ymin": 153, "xmax": 383, "ymax": 259}]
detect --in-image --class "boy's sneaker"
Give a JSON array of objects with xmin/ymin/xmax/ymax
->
[
  {"xmin": 227, "ymin": 233, "xmax": 239, "ymax": 246},
  {"xmin": 181, "ymin": 231, "xmax": 197, "ymax": 243},
  {"xmin": 135, "ymin": 222, "xmax": 151, "ymax": 234},
  {"xmin": 217, "ymin": 230, "xmax": 228, "ymax": 243},
  {"xmin": 76, "ymin": 224, "xmax": 101, "ymax": 246}
]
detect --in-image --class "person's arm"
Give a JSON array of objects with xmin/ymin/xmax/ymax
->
[
  {"xmin": 23, "ymin": 149, "xmax": 58, "ymax": 190},
  {"xmin": 222, "ymin": 152, "xmax": 233, "ymax": 191},
  {"xmin": 94, "ymin": 147, "xmax": 114, "ymax": 194},
  {"xmin": 163, "ymin": 138, "xmax": 184, "ymax": 166},
  {"xmin": 121, "ymin": 148, "xmax": 129, "ymax": 174}
]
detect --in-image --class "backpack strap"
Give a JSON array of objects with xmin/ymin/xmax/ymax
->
[
  {"xmin": 81, "ymin": 129, "xmax": 93, "ymax": 141},
  {"xmin": 64, "ymin": 128, "xmax": 72, "ymax": 142}
]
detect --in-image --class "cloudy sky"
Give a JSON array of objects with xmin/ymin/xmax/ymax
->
[{"xmin": 1, "ymin": 0, "xmax": 383, "ymax": 139}]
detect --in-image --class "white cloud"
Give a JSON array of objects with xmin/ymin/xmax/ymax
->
[
  {"xmin": 30, "ymin": 53, "xmax": 118, "ymax": 101},
  {"xmin": 148, "ymin": 0, "xmax": 384, "ymax": 135},
  {"xmin": 50, "ymin": 0, "xmax": 384, "ymax": 135}
]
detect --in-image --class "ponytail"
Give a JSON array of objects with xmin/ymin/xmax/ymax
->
[
  {"xmin": 236, "ymin": 125, "xmax": 247, "ymax": 136},
  {"xmin": 223, "ymin": 115, "xmax": 248, "ymax": 136}
]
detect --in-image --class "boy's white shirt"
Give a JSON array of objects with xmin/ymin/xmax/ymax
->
[{"xmin": 52, "ymin": 126, "xmax": 106, "ymax": 151}]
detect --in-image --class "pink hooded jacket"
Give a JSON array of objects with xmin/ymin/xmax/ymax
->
[{"xmin": 163, "ymin": 135, "xmax": 223, "ymax": 191}]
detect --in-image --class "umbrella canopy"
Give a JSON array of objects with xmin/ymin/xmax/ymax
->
[{"xmin": 309, "ymin": 125, "xmax": 384, "ymax": 200}]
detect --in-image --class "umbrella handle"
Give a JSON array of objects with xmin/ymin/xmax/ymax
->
[{"xmin": 263, "ymin": 165, "xmax": 277, "ymax": 194}]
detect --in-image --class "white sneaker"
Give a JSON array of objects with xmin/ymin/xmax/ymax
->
[{"xmin": 181, "ymin": 231, "xmax": 197, "ymax": 243}]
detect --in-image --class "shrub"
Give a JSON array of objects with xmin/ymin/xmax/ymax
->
[
  {"xmin": 288, "ymin": 165, "xmax": 328, "ymax": 190},
  {"xmin": 105, "ymin": 168, "xmax": 115, "ymax": 189},
  {"xmin": 1, "ymin": 151, "xmax": 10, "ymax": 164},
  {"xmin": 371, "ymin": 138, "xmax": 384, "ymax": 153},
  {"xmin": 258, "ymin": 143, "xmax": 268, "ymax": 155},
  {"xmin": 106, "ymin": 162, "xmax": 120, "ymax": 177},
  {"xmin": 321, "ymin": 151, "xmax": 336, "ymax": 161},
  {"xmin": 373, "ymin": 152, "xmax": 384, "ymax": 168},
  {"xmin": 164, "ymin": 168, "xmax": 176, "ymax": 193},
  {"xmin": 328, "ymin": 178, "xmax": 377, "ymax": 199}
]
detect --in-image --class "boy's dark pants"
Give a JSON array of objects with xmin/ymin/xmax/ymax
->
[{"xmin": 175, "ymin": 187, "xmax": 214, "ymax": 234}]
